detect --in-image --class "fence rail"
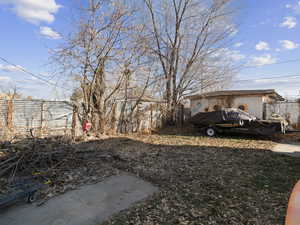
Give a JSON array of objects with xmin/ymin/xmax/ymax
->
[
  {"xmin": 0, "ymin": 99, "xmax": 189, "ymax": 139},
  {"xmin": 0, "ymin": 99, "xmax": 73, "ymax": 139}
]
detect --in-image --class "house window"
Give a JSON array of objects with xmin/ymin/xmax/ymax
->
[{"xmin": 213, "ymin": 105, "xmax": 221, "ymax": 111}]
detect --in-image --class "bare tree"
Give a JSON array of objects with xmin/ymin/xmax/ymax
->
[
  {"xmin": 0, "ymin": 84, "xmax": 21, "ymax": 100},
  {"xmin": 54, "ymin": 0, "xmax": 239, "ymax": 131},
  {"xmin": 54, "ymin": 0, "xmax": 155, "ymax": 134},
  {"xmin": 140, "ymin": 0, "xmax": 238, "ymax": 123}
]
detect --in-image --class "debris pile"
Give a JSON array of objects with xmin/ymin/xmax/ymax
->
[{"xmin": 0, "ymin": 137, "xmax": 118, "ymax": 203}]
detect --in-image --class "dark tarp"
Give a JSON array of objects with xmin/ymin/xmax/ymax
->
[
  {"xmin": 189, "ymin": 108, "xmax": 283, "ymax": 135},
  {"xmin": 189, "ymin": 109, "xmax": 256, "ymax": 127}
]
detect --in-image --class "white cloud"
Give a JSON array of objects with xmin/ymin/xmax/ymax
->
[
  {"xmin": 230, "ymin": 51, "xmax": 245, "ymax": 61},
  {"xmin": 211, "ymin": 48, "xmax": 245, "ymax": 63},
  {"xmin": 254, "ymin": 77, "xmax": 300, "ymax": 84},
  {"xmin": 285, "ymin": 1, "xmax": 300, "ymax": 13},
  {"xmin": 293, "ymin": 1, "xmax": 300, "ymax": 13},
  {"xmin": 0, "ymin": 76, "xmax": 11, "ymax": 82},
  {"xmin": 255, "ymin": 41, "xmax": 270, "ymax": 51},
  {"xmin": 0, "ymin": 0, "xmax": 61, "ymax": 24},
  {"xmin": 234, "ymin": 42, "xmax": 244, "ymax": 48},
  {"xmin": 280, "ymin": 17, "xmax": 297, "ymax": 29},
  {"xmin": 0, "ymin": 64, "xmax": 25, "ymax": 72},
  {"xmin": 249, "ymin": 54, "xmax": 277, "ymax": 67},
  {"xmin": 255, "ymin": 79, "xmax": 288, "ymax": 84},
  {"xmin": 219, "ymin": 48, "xmax": 245, "ymax": 61},
  {"xmin": 279, "ymin": 40, "xmax": 299, "ymax": 50},
  {"xmin": 297, "ymin": 1, "xmax": 300, "ymax": 11},
  {"xmin": 40, "ymin": 26, "xmax": 61, "ymax": 39}
]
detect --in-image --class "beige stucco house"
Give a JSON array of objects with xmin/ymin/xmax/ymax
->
[{"xmin": 187, "ymin": 89, "xmax": 284, "ymax": 119}]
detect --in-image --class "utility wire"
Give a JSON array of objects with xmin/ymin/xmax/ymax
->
[
  {"xmin": 1, "ymin": 56, "xmax": 300, "ymax": 90},
  {"xmin": 241, "ymin": 58, "xmax": 300, "ymax": 70},
  {"xmin": 233, "ymin": 74, "xmax": 300, "ymax": 83},
  {"xmin": 0, "ymin": 56, "xmax": 69, "ymax": 91}
]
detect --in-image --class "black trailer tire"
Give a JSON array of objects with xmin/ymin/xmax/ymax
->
[
  {"xmin": 205, "ymin": 127, "xmax": 216, "ymax": 137},
  {"xmin": 239, "ymin": 120, "xmax": 244, "ymax": 127},
  {"xmin": 27, "ymin": 192, "xmax": 37, "ymax": 203}
]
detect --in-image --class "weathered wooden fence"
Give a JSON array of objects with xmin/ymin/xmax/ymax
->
[
  {"xmin": 265, "ymin": 101, "xmax": 300, "ymax": 130},
  {"xmin": 0, "ymin": 99, "xmax": 74, "ymax": 139},
  {"xmin": 0, "ymin": 98, "xmax": 192, "ymax": 139},
  {"xmin": 113, "ymin": 101, "xmax": 190, "ymax": 133},
  {"xmin": 100, "ymin": 100, "xmax": 166, "ymax": 134}
]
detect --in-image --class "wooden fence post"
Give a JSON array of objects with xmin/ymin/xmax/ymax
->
[
  {"xmin": 7, "ymin": 100, "xmax": 13, "ymax": 134},
  {"xmin": 40, "ymin": 101, "xmax": 45, "ymax": 137},
  {"xmin": 298, "ymin": 101, "xmax": 300, "ymax": 129},
  {"xmin": 150, "ymin": 105, "xmax": 153, "ymax": 129},
  {"xmin": 64, "ymin": 116, "xmax": 69, "ymax": 136},
  {"xmin": 0, "ymin": 101, "xmax": 2, "ymax": 135}
]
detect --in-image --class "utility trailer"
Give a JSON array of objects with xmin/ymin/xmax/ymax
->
[{"xmin": 189, "ymin": 108, "xmax": 286, "ymax": 137}]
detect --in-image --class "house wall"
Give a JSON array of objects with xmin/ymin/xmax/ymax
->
[{"xmin": 191, "ymin": 95, "xmax": 265, "ymax": 119}]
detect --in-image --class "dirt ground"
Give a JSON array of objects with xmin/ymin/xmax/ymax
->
[
  {"xmin": 275, "ymin": 132, "xmax": 300, "ymax": 143},
  {"xmin": 95, "ymin": 133, "xmax": 300, "ymax": 225},
  {"xmin": 1, "ymin": 132, "xmax": 300, "ymax": 225}
]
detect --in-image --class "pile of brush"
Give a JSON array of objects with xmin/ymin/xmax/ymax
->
[{"xmin": 0, "ymin": 136, "xmax": 120, "ymax": 203}]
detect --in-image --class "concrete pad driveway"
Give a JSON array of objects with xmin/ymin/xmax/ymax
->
[
  {"xmin": 0, "ymin": 174, "xmax": 158, "ymax": 225},
  {"xmin": 272, "ymin": 143, "xmax": 300, "ymax": 157}
]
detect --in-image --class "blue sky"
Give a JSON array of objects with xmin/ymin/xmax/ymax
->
[
  {"xmin": 231, "ymin": 0, "xmax": 300, "ymax": 98},
  {"xmin": 0, "ymin": 0, "xmax": 300, "ymax": 100}
]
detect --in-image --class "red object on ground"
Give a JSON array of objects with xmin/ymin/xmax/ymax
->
[{"xmin": 83, "ymin": 121, "xmax": 92, "ymax": 132}]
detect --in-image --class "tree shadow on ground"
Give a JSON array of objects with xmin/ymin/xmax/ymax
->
[
  {"xmin": 156, "ymin": 125, "xmax": 279, "ymax": 142},
  {"xmin": 81, "ymin": 137, "xmax": 299, "ymax": 225},
  {"xmin": 1, "ymin": 136, "xmax": 300, "ymax": 225}
]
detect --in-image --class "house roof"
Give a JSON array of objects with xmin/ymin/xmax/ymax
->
[{"xmin": 187, "ymin": 89, "xmax": 284, "ymax": 101}]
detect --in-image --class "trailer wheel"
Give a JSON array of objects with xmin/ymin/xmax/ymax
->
[
  {"xmin": 239, "ymin": 120, "xmax": 244, "ymax": 127},
  {"xmin": 206, "ymin": 127, "xmax": 216, "ymax": 137},
  {"xmin": 27, "ymin": 192, "xmax": 37, "ymax": 203}
]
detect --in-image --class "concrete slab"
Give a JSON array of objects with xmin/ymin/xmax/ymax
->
[
  {"xmin": 0, "ymin": 174, "xmax": 158, "ymax": 225},
  {"xmin": 272, "ymin": 143, "xmax": 300, "ymax": 157}
]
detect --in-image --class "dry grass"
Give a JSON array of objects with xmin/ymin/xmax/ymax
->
[
  {"xmin": 2, "ymin": 133, "xmax": 300, "ymax": 225},
  {"xmin": 91, "ymin": 134, "xmax": 300, "ymax": 225}
]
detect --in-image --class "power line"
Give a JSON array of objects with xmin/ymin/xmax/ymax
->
[
  {"xmin": 241, "ymin": 58, "xmax": 300, "ymax": 70},
  {"xmin": 1, "ymin": 56, "xmax": 300, "ymax": 92},
  {"xmin": 0, "ymin": 56, "xmax": 69, "ymax": 91},
  {"xmin": 0, "ymin": 57, "xmax": 53, "ymax": 84},
  {"xmin": 233, "ymin": 74, "xmax": 300, "ymax": 83}
]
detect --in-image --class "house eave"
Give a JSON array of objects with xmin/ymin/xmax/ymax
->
[{"xmin": 186, "ymin": 89, "xmax": 284, "ymax": 101}]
